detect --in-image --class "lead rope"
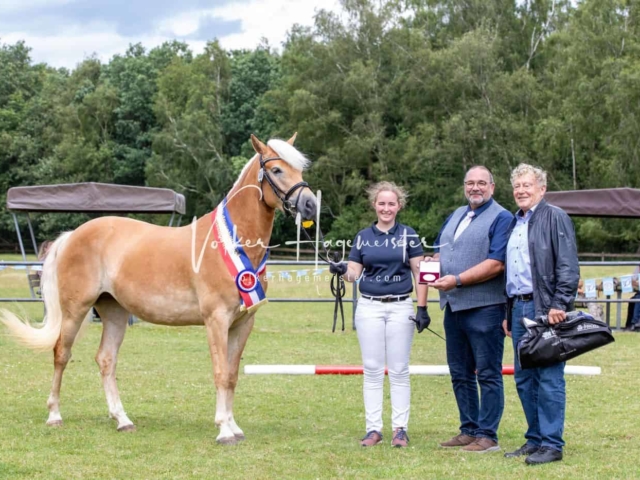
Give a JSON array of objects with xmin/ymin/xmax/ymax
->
[
  {"xmin": 329, "ymin": 252, "xmax": 346, "ymax": 332},
  {"xmin": 298, "ymin": 225, "xmax": 345, "ymax": 332}
]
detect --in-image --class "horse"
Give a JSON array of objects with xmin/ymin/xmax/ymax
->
[{"xmin": 0, "ymin": 133, "xmax": 317, "ymax": 445}]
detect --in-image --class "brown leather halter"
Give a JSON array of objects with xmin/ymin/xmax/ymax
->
[{"xmin": 258, "ymin": 154, "xmax": 310, "ymax": 217}]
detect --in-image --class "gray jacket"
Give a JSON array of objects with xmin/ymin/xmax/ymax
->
[{"xmin": 506, "ymin": 199, "xmax": 580, "ymax": 328}]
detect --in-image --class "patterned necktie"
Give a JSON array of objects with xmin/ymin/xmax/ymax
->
[{"xmin": 454, "ymin": 211, "xmax": 475, "ymax": 241}]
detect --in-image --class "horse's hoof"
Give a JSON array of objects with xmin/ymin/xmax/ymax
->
[
  {"xmin": 234, "ymin": 433, "xmax": 246, "ymax": 442},
  {"xmin": 46, "ymin": 420, "xmax": 63, "ymax": 427},
  {"xmin": 117, "ymin": 424, "xmax": 136, "ymax": 432},
  {"xmin": 216, "ymin": 436, "xmax": 238, "ymax": 446}
]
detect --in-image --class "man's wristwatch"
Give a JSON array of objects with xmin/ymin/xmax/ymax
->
[{"xmin": 455, "ymin": 274, "xmax": 463, "ymax": 288}]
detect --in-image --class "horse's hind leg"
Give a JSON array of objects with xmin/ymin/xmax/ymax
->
[
  {"xmin": 94, "ymin": 298, "xmax": 135, "ymax": 432},
  {"xmin": 47, "ymin": 310, "xmax": 92, "ymax": 426},
  {"xmin": 225, "ymin": 313, "xmax": 255, "ymax": 441}
]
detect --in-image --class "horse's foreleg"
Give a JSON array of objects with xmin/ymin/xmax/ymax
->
[
  {"xmin": 205, "ymin": 313, "xmax": 237, "ymax": 445},
  {"xmin": 94, "ymin": 300, "xmax": 134, "ymax": 432},
  {"xmin": 225, "ymin": 313, "xmax": 255, "ymax": 441},
  {"xmin": 47, "ymin": 312, "xmax": 90, "ymax": 426}
]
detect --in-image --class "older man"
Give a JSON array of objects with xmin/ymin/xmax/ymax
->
[
  {"xmin": 502, "ymin": 164, "xmax": 580, "ymax": 465},
  {"xmin": 429, "ymin": 166, "xmax": 512, "ymax": 453}
]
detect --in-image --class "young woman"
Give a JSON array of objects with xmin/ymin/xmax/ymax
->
[{"xmin": 330, "ymin": 181, "xmax": 429, "ymax": 447}]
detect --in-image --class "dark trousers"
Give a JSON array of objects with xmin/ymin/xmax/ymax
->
[
  {"xmin": 626, "ymin": 292, "xmax": 640, "ymax": 329},
  {"xmin": 511, "ymin": 299, "xmax": 566, "ymax": 451},
  {"xmin": 444, "ymin": 303, "xmax": 505, "ymax": 441}
]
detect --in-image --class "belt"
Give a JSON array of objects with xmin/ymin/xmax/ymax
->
[
  {"xmin": 361, "ymin": 294, "xmax": 410, "ymax": 303},
  {"xmin": 513, "ymin": 293, "xmax": 534, "ymax": 302}
]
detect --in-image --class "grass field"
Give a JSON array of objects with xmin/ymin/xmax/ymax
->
[{"xmin": 1, "ymin": 254, "xmax": 639, "ymax": 479}]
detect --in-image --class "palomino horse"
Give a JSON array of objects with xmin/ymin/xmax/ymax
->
[{"xmin": 0, "ymin": 134, "xmax": 317, "ymax": 444}]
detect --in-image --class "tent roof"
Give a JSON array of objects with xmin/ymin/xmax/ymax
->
[
  {"xmin": 544, "ymin": 187, "xmax": 640, "ymax": 218},
  {"xmin": 6, "ymin": 182, "xmax": 186, "ymax": 214}
]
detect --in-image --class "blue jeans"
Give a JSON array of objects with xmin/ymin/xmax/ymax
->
[
  {"xmin": 444, "ymin": 304, "xmax": 505, "ymax": 441},
  {"xmin": 512, "ymin": 299, "xmax": 566, "ymax": 451}
]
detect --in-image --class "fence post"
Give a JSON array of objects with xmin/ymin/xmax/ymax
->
[
  {"xmin": 605, "ymin": 295, "xmax": 611, "ymax": 327},
  {"xmin": 616, "ymin": 291, "xmax": 622, "ymax": 330}
]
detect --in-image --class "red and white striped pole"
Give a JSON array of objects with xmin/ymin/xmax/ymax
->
[{"xmin": 244, "ymin": 365, "xmax": 601, "ymax": 375}]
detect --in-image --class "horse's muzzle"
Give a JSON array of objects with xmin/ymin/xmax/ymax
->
[{"xmin": 295, "ymin": 190, "xmax": 317, "ymax": 220}]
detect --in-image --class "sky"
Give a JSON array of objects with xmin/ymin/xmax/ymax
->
[{"xmin": 0, "ymin": 0, "xmax": 341, "ymax": 69}]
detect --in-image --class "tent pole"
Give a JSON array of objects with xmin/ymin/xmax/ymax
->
[
  {"xmin": 169, "ymin": 212, "xmax": 175, "ymax": 227},
  {"xmin": 26, "ymin": 213, "xmax": 38, "ymax": 255},
  {"xmin": 12, "ymin": 213, "xmax": 27, "ymax": 262},
  {"xmin": 12, "ymin": 213, "xmax": 35, "ymax": 299},
  {"xmin": 177, "ymin": 215, "xmax": 182, "ymax": 227}
]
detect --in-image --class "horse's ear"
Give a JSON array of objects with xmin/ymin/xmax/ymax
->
[
  {"xmin": 286, "ymin": 132, "xmax": 298, "ymax": 145},
  {"xmin": 251, "ymin": 134, "xmax": 267, "ymax": 155}
]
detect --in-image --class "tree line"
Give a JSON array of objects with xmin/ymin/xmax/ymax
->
[{"xmin": 1, "ymin": 0, "xmax": 639, "ymax": 253}]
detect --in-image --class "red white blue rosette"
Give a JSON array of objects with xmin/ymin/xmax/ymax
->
[{"xmin": 236, "ymin": 269, "xmax": 258, "ymax": 293}]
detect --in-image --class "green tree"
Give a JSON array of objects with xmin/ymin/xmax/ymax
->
[
  {"xmin": 147, "ymin": 41, "xmax": 233, "ymax": 218},
  {"xmin": 221, "ymin": 45, "xmax": 281, "ymax": 158}
]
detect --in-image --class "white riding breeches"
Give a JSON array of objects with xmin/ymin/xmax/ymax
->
[{"xmin": 355, "ymin": 296, "xmax": 415, "ymax": 433}]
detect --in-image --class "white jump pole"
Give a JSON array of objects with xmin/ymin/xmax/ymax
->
[
  {"xmin": 244, "ymin": 365, "xmax": 601, "ymax": 376},
  {"xmin": 245, "ymin": 365, "xmax": 316, "ymax": 375},
  {"xmin": 564, "ymin": 366, "xmax": 601, "ymax": 375}
]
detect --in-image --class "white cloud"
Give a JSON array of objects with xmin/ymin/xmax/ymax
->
[
  {"xmin": 0, "ymin": 0, "xmax": 342, "ymax": 69},
  {"xmin": 211, "ymin": 0, "xmax": 340, "ymax": 50},
  {"xmin": 157, "ymin": 10, "xmax": 202, "ymax": 37},
  {"xmin": 156, "ymin": 0, "xmax": 341, "ymax": 50}
]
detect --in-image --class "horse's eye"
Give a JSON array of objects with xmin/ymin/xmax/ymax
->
[{"xmin": 271, "ymin": 167, "xmax": 282, "ymax": 175}]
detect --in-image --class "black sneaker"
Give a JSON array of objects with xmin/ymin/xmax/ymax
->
[
  {"xmin": 504, "ymin": 443, "xmax": 540, "ymax": 458},
  {"xmin": 525, "ymin": 446, "xmax": 563, "ymax": 465}
]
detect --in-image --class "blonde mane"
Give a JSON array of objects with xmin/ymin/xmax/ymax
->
[
  {"xmin": 232, "ymin": 139, "xmax": 311, "ymax": 188},
  {"xmin": 267, "ymin": 139, "xmax": 311, "ymax": 171}
]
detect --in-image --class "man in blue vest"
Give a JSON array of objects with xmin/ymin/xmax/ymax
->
[{"xmin": 427, "ymin": 166, "xmax": 512, "ymax": 453}]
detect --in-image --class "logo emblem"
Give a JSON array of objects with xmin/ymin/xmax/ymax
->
[{"xmin": 236, "ymin": 270, "xmax": 258, "ymax": 292}]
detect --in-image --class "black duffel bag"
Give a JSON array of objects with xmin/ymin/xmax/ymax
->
[{"xmin": 517, "ymin": 310, "xmax": 615, "ymax": 369}]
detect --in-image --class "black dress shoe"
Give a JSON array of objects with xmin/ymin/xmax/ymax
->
[
  {"xmin": 504, "ymin": 443, "xmax": 539, "ymax": 458},
  {"xmin": 525, "ymin": 446, "xmax": 563, "ymax": 465}
]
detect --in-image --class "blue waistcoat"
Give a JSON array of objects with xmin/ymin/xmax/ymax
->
[{"xmin": 438, "ymin": 201, "xmax": 507, "ymax": 312}]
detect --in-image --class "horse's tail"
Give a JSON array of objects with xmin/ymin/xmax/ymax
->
[{"xmin": 0, "ymin": 231, "xmax": 90, "ymax": 351}]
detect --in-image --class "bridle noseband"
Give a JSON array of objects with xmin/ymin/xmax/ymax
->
[
  {"xmin": 258, "ymin": 153, "xmax": 346, "ymax": 332},
  {"xmin": 258, "ymin": 154, "xmax": 310, "ymax": 216}
]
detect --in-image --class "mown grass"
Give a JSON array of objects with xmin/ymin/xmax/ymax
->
[{"xmin": 1, "ymin": 255, "xmax": 639, "ymax": 479}]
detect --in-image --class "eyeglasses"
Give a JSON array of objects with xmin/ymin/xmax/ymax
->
[
  {"xmin": 513, "ymin": 183, "xmax": 535, "ymax": 190},
  {"xmin": 464, "ymin": 181, "xmax": 491, "ymax": 189}
]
